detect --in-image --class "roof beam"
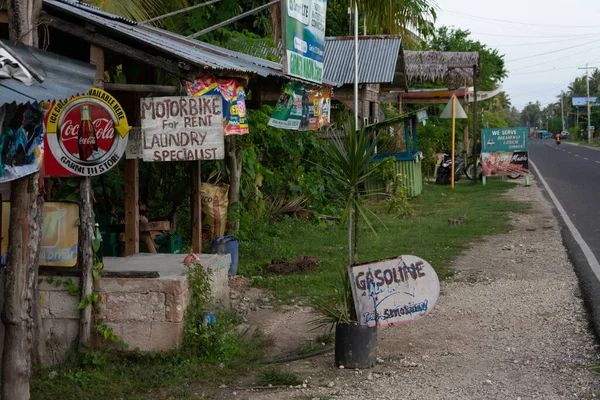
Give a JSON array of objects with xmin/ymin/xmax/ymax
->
[
  {"xmin": 41, "ymin": 14, "xmax": 193, "ymax": 80},
  {"xmin": 187, "ymin": 0, "xmax": 279, "ymax": 39},
  {"xmin": 141, "ymin": 0, "xmax": 221, "ymax": 24}
]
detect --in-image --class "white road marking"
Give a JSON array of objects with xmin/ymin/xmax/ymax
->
[
  {"xmin": 530, "ymin": 161, "xmax": 600, "ymax": 284},
  {"xmin": 596, "ymin": 161, "xmax": 600, "ymax": 164},
  {"xmin": 575, "ymin": 154, "xmax": 580, "ymax": 157},
  {"xmin": 585, "ymin": 158, "xmax": 589, "ymax": 160}
]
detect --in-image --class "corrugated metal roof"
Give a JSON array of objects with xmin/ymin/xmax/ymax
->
[
  {"xmin": 43, "ymin": 0, "xmax": 287, "ymax": 79},
  {"xmin": 0, "ymin": 39, "xmax": 95, "ymax": 106},
  {"xmin": 323, "ymin": 36, "xmax": 405, "ymax": 86}
]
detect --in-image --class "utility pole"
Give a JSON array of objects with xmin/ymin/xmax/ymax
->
[
  {"xmin": 561, "ymin": 92, "xmax": 565, "ymax": 132},
  {"xmin": 579, "ymin": 64, "xmax": 592, "ymax": 143}
]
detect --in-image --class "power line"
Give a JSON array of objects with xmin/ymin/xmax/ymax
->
[
  {"xmin": 511, "ymin": 63, "xmax": 600, "ymax": 76},
  {"xmin": 469, "ymin": 31, "xmax": 600, "ymax": 38},
  {"xmin": 442, "ymin": 9, "xmax": 599, "ymax": 29},
  {"xmin": 510, "ymin": 83, "xmax": 568, "ymax": 99},
  {"xmin": 509, "ymin": 45, "xmax": 600, "ymax": 72},
  {"xmin": 506, "ymin": 39, "xmax": 600, "ymax": 62},
  {"xmin": 490, "ymin": 35, "xmax": 599, "ymax": 48}
]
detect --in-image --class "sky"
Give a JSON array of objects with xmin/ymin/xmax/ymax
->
[{"xmin": 433, "ymin": 0, "xmax": 600, "ymax": 111}]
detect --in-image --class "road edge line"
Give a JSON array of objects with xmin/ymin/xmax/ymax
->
[{"xmin": 530, "ymin": 161, "xmax": 600, "ymax": 282}]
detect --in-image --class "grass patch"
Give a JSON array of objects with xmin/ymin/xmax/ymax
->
[
  {"xmin": 256, "ymin": 368, "xmax": 302, "ymax": 386},
  {"xmin": 239, "ymin": 180, "xmax": 529, "ymax": 302},
  {"xmin": 30, "ymin": 314, "xmax": 269, "ymax": 400},
  {"xmin": 315, "ymin": 332, "xmax": 335, "ymax": 346}
]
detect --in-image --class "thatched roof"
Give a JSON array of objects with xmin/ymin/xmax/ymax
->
[{"xmin": 404, "ymin": 51, "xmax": 480, "ymax": 87}]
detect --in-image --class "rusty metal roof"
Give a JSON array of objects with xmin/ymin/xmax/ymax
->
[
  {"xmin": 43, "ymin": 0, "xmax": 287, "ymax": 79},
  {"xmin": 323, "ymin": 36, "xmax": 406, "ymax": 88},
  {"xmin": 0, "ymin": 39, "xmax": 95, "ymax": 106}
]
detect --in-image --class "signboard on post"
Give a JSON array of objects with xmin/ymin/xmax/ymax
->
[
  {"xmin": 45, "ymin": 88, "xmax": 130, "ymax": 177},
  {"xmin": 348, "ymin": 255, "xmax": 440, "ymax": 327},
  {"xmin": 285, "ymin": 0, "xmax": 327, "ymax": 83},
  {"xmin": 140, "ymin": 96, "xmax": 225, "ymax": 162},
  {"xmin": 481, "ymin": 127, "xmax": 529, "ymax": 177},
  {"xmin": 572, "ymin": 96, "xmax": 598, "ymax": 107}
]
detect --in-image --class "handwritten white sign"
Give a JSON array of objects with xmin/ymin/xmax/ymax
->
[
  {"xmin": 140, "ymin": 96, "xmax": 224, "ymax": 162},
  {"xmin": 348, "ymin": 255, "xmax": 440, "ymax": 327}
]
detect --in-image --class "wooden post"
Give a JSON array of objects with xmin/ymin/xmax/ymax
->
[
  {"xmin": 124, "ymin": 159, "xmax": 139, "ymax": 256},
  {"xmin": 3, "ymin": 1, "xmax": 43, "ymax": 397},
  {"xmin": 191, "ymin": 161, "xmax": 202, "ymax": 253},
  {"xmin": 472, "ymin": 65, "xmax": 479, "ymax": 184},
  {"xmin": 451, "ymin": 96, "xmax": 456, "ymax": 189},
  {"xmin": 79, "ymin": 44, "xmax": 103, "ymax": 349}
]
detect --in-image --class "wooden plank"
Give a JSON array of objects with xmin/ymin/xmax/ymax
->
[
  {"xmin": 139, "ymin": 221, "xmax": 171, "ymax": 232},
  {"xmin": 40, "ymin": 270, "xmax": 160, "ymax": 278},
  {"xmin": 40, "ymin": 14, "xmax": 192, "ymax": 80},
  {"xmin": 124, "ymin": 159, "xmax": 139, "ymax": 256},
  {"xmin": 104, "ymin": 83, "xmax": 180, "ymax": 94},
  {"xmin": 191, "ymin": 161, "xmax": 202, "ymax": 253}
]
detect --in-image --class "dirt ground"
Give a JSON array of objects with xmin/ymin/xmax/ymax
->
[{"xmin": 220, "ymin": 177, "xmax": 600, "ymax": 400}]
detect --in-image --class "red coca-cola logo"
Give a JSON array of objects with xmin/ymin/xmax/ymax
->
[{"xmin": 58, "ymin": 102, "xmax": 116, "ymax": 159}]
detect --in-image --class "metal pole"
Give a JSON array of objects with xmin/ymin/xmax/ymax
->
[
  {"xmin": 587, "ymin": 64, "xmax": 592, "ymax": 143},
  {"xmin": 472, "ymin": 65, "xmax": 478, "ymax": 184},
  {"xmin": 451, "ymin": 96, "xmax": 456, "ymax": 189},
  {"xmin": 561, "ymin": 92, "xmax": 565, "ymax": 131},
  {"xmin": 354, "ymin": 3, "xmax": 359, "ymax": 131}
]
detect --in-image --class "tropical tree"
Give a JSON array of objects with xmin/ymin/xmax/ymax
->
[
  {"xmin": 324, "ymin": 0, "xmax": 438, "ymax": 46},
  {"xmin": 520, "ymin": 101, "xmax": 543, "ymax": 129}
]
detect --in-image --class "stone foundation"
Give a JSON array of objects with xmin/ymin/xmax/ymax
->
[{"xmin": 38, "ymin": 253, "xmax": 230, "ymax": 365}]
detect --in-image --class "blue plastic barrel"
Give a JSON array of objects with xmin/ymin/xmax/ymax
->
[{"xmin": 210, "ymin": 235, "xmax": 239, "ymax": 275}]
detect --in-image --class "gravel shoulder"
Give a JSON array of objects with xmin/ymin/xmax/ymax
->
[{"xmin": 222, "ymin": 178, "xmax": 600, "ymax": 400}]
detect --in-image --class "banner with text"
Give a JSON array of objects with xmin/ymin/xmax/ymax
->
[
  {"xmin": 348, "ymin": 255, "xmax": 440, "ymax": 327},
  {"xmin": 481, "ymin": 151, "xmax": 529, "ymax": 177},
  {"xmin": 2, "ymin": 202, "xmax": 79, "ymax": 267},
  {"xmin": 141, "ymin": 96, "xmax": 224, "ymax": 162},
  {"xmin": 268, "ymin": 83, "xmax": 331, "ymax": 130},
  {"xmin": 285, "ymin": 0, "xmax": 327, "ymax": 83}
]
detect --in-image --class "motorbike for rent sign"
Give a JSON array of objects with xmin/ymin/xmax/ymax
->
[
  {"xmin": 141, "ymin": 96, "xmax": 224, "ymax": 162},
  {"xmin": 285, "ymin": 0, "xmax": 327, "ymax": 83},
  {"xmin": 481, "ymin": 127, "xmax": 529, "ymax": 176},
  {"xmin": 45, "ymin": 88, "xmax": 130, "ymax": 177},
  {"xmin": 348, "ymin": 255, "xmax": 440, "ymax": 327}
]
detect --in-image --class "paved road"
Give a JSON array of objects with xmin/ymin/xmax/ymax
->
[{"xmin": 529, "ymin": 139, "xmax": 600, "ymax": 258}]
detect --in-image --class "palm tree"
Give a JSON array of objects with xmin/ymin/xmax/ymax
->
[
  {"xmin": 357, "ymin": 0, "xmax": 437, "ymax": 42},
  {"xmin": 90, "ymin": 0, "xmax": 184, "ymax": 22}
]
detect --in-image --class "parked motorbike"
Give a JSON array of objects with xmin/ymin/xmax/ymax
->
[{"xmin": 436, "ymin": 150, "xmax": 465, "ymax": 185}]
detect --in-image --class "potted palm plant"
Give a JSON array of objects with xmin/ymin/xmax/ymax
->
[{"xmin": 311, "ymin": 120, "xmax": 379, "ymax": 368}]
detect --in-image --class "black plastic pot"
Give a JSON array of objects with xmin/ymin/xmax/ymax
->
[{"xmin": 334, "ymin": 323, "xmax": 377, "ymax": 369}]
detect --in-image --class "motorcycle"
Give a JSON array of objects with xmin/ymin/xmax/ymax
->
[
  {"xmin": 556, "ymin": 136, "xmax": 561, "ymax": 145},
  {"xmin": 436, "ymin": 150, "xmax": 465, "ymax": 185}
]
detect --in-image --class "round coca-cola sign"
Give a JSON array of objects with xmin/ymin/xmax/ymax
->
[{"xmin": 46, "ymin": 88, "xmax": 129, "ymax": 176}]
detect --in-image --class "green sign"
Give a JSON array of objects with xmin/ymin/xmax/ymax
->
[
  {"xmin": 285, "ymin": 0, "xmax": 327, "ymax": 83},
  {"xmin": 482, "ymin": 127, "xmax": 529, "ymax": 152}
]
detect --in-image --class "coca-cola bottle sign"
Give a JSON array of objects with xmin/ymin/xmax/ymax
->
[{"xmin": 45, "ymin": 89, "xmax": 130, "ymax": 177}]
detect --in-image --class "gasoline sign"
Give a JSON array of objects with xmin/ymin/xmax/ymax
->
[
  {"xmin": 348, "ymin": 255, "xmax": 440, "ymax": 327},
  {"xmin": 45, "ymin": 88, "xmax": 129, "ymax": 176}
]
